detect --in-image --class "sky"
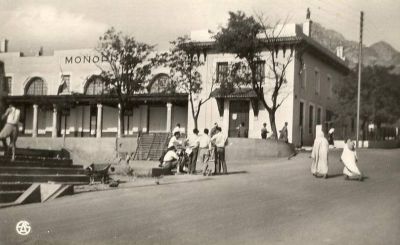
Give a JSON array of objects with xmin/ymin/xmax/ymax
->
[{"xmin": 0, "ymin": 0, "xmax": 399, "ymax": 53}]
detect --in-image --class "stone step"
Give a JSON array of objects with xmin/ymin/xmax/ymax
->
[
  {"xmin": 0, "ymin": 155, "xmax": 73, "ymax": 163},
  {"xmin": 1, "ymin": 148, "xmax": 70, "ymax": 159},
  {"xmin": 0, "ymin": 174, "xmax": 90, "ymax": 184},
  {"xmin": 0, "ymin": 166, "xmax": 87, "ymax": 175},
  {"xmin": 0, "ymin": 183, "xmax": 31, "ymax": 191},
  {"xmin": 0, "ymin": 181, "xmax": 88, "ymax": 186},
  {"xmin": 0, "ymin": 159, "xmax": 78, "ymax": 168},
  {"xmin": 0, "ymin": 190, "xmax": 24, "ymax": 203}
]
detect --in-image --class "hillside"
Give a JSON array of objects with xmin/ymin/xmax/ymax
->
[{"xmin": 311, "ymin": 22, "xmax": 400, "ymax": 73}]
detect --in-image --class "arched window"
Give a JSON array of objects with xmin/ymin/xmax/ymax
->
[
  {"xmin": 148, "ymin": 74, "xmax": 175, "ymax": 93},
  {"xmin": 25, "ymin": 77, "xmax": 47, "ymax": 95},
  {"xmin": 84, "ymin": 76, "xmax": 105, "ymax": 95}
]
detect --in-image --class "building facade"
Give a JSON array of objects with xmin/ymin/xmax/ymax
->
[
  {"xmin": 0, "ymin": 47, "xmax": 188, "ymax": 138},
  {"xmin": 185, "ymin": 21, "xmax": 349, "ymax": 146},
  {"xmin": 0, "ymin": 20, "xmax": 349, "ymax": 146}
]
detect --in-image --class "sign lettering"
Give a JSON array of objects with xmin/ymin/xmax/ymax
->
[{"xmin": 64, "ymin": 55, "xmax": 111, "ymax": 65}]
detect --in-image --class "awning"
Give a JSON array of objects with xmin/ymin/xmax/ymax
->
[
  {"xmin": 5, "ymin": 93, "xmax": 189, "ymax": 108},
  {"xmin": 210, "ymin": 88, "xmax": 257, "ymax": 99},
  {"xmin": 210, "ymin": 88, "xmax": 259, "ymax": 117}
]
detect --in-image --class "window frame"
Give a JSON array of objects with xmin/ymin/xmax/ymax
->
[
  {"xmin": 316, "ymin": 106, "xmax": 322, "ymax": 125},
  {"xmin": 216, "ymin": 62, "xmax": 229, "ymax": 84},
  {"xmin": 314, "ymin": 68, "xmax": 320, "ymax": 95},
  {"xmin": 300, "ymin": 64, "xmax": 307, "ymax": 89},
  {"xmin": 25, "ymin": 77, "xmax": 48, "ymax": 96},
  {"xmin": 61, "ymin": 74, "xmax": 71, "ymax": 94},
  {"xmin": 308, "ymin": 103, "xmax": 315, "ymax": 135},
  {"xmin": 84, "ymin": 76, "xmax": 105, "ymax": 95},
  {"xmin": 5, "ymin": 75, "xmax": 13, "ymax": 94},
  {"xmin": 327, "ymin": 75, "xmax": 333, "ymax": 98}
]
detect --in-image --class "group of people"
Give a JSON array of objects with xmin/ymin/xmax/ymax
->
[
  {"xmin": 160, "ymin": 123, "xmax": 228, "ymax": 176},
  {"xmin": 311, "ymin": 126, "xmax": 363, "ymax": 181},
  {"xmin": 260, "ymin": 121, "xmax": 289, "ymax": 143}
]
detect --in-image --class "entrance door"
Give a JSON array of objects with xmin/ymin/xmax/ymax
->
[
  {"xmin": 148, "ymin": 105, "xmax": 167, "ymax": 132},
  {"xmin": 228, "ymin": 101, "xmax": 249, "ymax": 137}
]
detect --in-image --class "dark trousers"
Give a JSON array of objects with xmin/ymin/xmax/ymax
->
[
  {"xmin": 213, "ymin": 146, "xmax": 220, "ymax": 174},
  {"xmin": 215, "ymin": 147, "xmax": 227, "ymax": 174},
  {"xmin": 189, "ymin": 147, "xmax": 199, "ymax": 174}
]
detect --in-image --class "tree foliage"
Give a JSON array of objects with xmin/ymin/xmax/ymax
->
[
  {"xmin": 214, "ymin": 11, "xmax": 296, "ymax": 138},
  {"xmin": 157, "ymin": 36, "xmax": 214, "ymax": 129},
  {"xmin": 334, "ymin": 65, "xmax": 400, "ymax": 130},
  {"xmin": 97, "ymin": 27, "xmax": 156, "ymax": 135}
]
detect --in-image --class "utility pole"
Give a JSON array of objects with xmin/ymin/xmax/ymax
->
[{"xmin": 356, "ymin": 11, "xmax": 364, "ymax": 148}]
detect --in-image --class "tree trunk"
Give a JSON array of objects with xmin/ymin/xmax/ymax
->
[
  {"xmin": 119, "ymin": 104, "xmax": 125, "ymax": 137},
  {"xmin": 268, "ymin": 111, "xmax": 278, "ymax": 140},
  {"xmin": 193, "ymin": 115, "xmax": 198, "ymax": 130}
]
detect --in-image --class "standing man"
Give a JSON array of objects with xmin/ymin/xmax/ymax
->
[
  {"xmin": 237, "ymin": 122, "xmax": 248, "ymax": 138},
  {"xmin": 199, "ymin": 128, "xmax": 212, "ymax": 176},
  {"xmin": 209, "ymin": 122, "xmax": 218, "ymax": 161},
  {"xmin": 172, "ymin": 123, "xmax": 181, "ymax": 135},
  {"xmin": 187, "ymin": 128, "xmax": 200, "ymax": 174},
  {"xmin": 0, "ymin": 104, "xmax": 21, "ymax": 161},
  {"xmin": 211, "ymin": 126, "xmax": 228, "ymax": 175},
  {"xmin": 328, "ymin": 128, "xmax": 335, "ymax": 148},
  {"xmin": 261, "ymin": 123, "xmax": 269, "ymax": 139},
  {"xmin": 168, "ymin": 131, "xmax": 182, "ymax": 148},
  {"xmin": 279, "ymin": 122, "xmax": 289, "ymax": 143}
]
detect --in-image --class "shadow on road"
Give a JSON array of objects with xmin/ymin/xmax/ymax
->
[
  {"xmin": 327, "ymin": 173, "xmax": 344, "ymax": 178},
  {"xmin": 225, "ymin": 170, "xmax": 248, "ymax": 175}
]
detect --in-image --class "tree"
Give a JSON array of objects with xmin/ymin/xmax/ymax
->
[
  {"xmin": 97, "ymin": 27, "xmax": 155, "ymax": 136},
  {"xmin": 334, "ymin": 65, "xmax": 400, "ymax": 140},
  {"xmin": 214, "ymin": 11, "xmax": 297, "ymax": 138},
  {"xmin": 157, "ymin": 36, "xmax": 214, "ymax": 130}
]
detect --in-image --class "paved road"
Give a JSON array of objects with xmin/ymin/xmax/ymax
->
[{"xmin": 1, "ymin": 149, "xmax": 399, "ymax": 245}]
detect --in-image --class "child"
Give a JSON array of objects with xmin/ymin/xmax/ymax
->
[{"xmin": 341, "ymin": 139, "xmax": 363, "ymax": 181}]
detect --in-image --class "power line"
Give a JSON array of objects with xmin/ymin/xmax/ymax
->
[
  {"xmin": 335, "ymin": 0, "xmax": 363, "ymax": 14},
  {"xmin": 311, "ymin": 10, "xmax": 359, "ymax": 29},
  {"xmin": 307, "ymin": 1, "xmax": 360, "ymax": 23},
  {"xmin": 314, "ymin": 0, "xmax": 360, "ymax": 17}
]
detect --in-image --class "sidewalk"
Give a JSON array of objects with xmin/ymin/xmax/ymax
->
[{"xmin": 74, "ymin": 171, "xmax": 210, "ymax": 194}]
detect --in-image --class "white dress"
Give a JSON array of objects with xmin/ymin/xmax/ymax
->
[
  {"xmin": 311, "ymin": 131, "xmax": 329, "ymax": 175},
  {"xmin": 341, "ymin": 146, "xmax": 361, "ymax": 177}
]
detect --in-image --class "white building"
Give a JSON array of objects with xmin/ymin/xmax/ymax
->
[
  {"xmin": 185, "ymin": 20, "xmax": 349, "ymax": 146},
  {"xmin": 0, "ymin": 19, "xmax": 349, "ymax": 147}
]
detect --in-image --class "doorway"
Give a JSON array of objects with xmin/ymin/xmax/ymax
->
[{"xmin": 228, "ymin": 100, "xmax": 249, "ymax": 137}]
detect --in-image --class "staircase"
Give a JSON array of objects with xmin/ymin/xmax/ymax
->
[
  {"xmin": 0, "ymin": 148, "xmax": 89, "ymax": 206},
  {"xmin": 134, "ymin": 133, "xmax": 170, "ymax": 160}
]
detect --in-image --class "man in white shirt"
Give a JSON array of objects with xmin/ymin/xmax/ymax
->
[
  {"xmin": 0, "ymin": 104, "xmax": 21, "ymax": 161},
  {"xmin": 162, "ymin": 146, "xmax": 180, "ymax": 171},
  {"xmin": 211, "ymin": 126, "xmax": 228, "ymax": 174},
  {"xmin": 168, "ymin": 131, "xmax": 181, "ymax": 148},
  {"xmin": 172, "ymin": 123, "xmax": 181, "ymax": 135},
  {"xmin": 198, "ymin": 128, "xmax": 212, "ymax": 176},
  {"xmin": 187, "ymin": 128, "xmax": 200, "ymax": 174}
]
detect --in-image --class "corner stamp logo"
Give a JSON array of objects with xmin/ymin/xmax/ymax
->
[{"xmin": 16, "ymin": 220, "xmax": 31, "ymax": 236}]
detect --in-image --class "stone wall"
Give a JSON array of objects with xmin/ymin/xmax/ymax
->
[
  {"xmin": 16, "ymin": 137, "xmax": 138, "ymax": 165},
  {"xmin": 225, "ymin": 138, "xmax": 295, "ymax": 161}
]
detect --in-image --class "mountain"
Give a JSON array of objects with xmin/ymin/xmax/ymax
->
[{"xmin": 311, "ymin": 22, "xmax": 400, "ymax": 73}]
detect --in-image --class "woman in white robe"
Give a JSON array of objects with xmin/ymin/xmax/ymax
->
[
  {"xmin": 341, "ymin": 139, "xmax": 363, "ymax": 181},
  {"xmin": 311, "ymin": 130, "xmax": 329, "ymax": 178}
]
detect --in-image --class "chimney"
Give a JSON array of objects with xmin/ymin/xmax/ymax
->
[
  {"xmin": 303, "ymin": 20, "xmax": 312, "ymax": 37},
  {"xmin": 38, "ymin": 46, "xmax": 43, "ymax": 56},
  {"xmin": 303, "ymin": 7, "xmax": 312, "ymax": 37},
  {"xmin": 336, "ymin": 46, "xmax": 345, "ymax": 60},
  {"xmin": 0, "ymin": 39, "xmax": 8, "ymax": 53}
]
